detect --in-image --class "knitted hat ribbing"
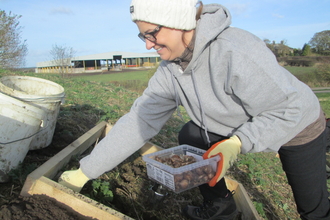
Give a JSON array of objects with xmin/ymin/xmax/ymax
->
[{"xmin": 130, "ymin": 0, "xmax": 198, "ymax": 30}]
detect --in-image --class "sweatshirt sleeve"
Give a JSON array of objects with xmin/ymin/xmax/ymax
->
[
  {"xmin": 227, "ymin": 37, "xmax": 320, "ymax": 153},
  {"xmin": 79, "ymin": 65, "xmax": 177, "ymax": 179}
]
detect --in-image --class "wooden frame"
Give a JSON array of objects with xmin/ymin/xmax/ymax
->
[{"xmin": 21, "ymin": 121, "xmax": 260, "ymax": 220}]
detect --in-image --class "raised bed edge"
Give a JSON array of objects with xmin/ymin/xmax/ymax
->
[{"xmin": 20, "ymin": 121, "xmax": 260, "ymax": 220}]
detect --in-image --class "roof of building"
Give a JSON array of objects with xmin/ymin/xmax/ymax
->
[
  {"xmin": 36, "ymin": 51, "xmax": 160, "ymax": 68},
  {"xmin": 73, "ymin": 51, "xmax": 159, "ymax": 61}
]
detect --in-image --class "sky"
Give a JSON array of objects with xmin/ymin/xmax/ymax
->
[{"xmin": 1, "ymin": 0, "xmax": 330, "ymax": 67}]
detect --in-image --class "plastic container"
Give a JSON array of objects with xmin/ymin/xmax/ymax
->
[
  {"xmin": 143, "ymin": 145, "xmax": 220, "ymax": 193},
  {"xmin": 0, "ymin": 76, "xmax": 65, "ymax": 150},
  {"xmin": 0, "ymin": 92, "xmax": 44, "ymax": 182}
]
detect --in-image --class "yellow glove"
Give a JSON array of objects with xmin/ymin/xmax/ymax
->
[
  {"xmin": 58, "ymin": 168, "xmax": 90, "ymax": 192},
  {"xmin": 203, "ymin": 135, "xmax": 241, "ymax": 187}
]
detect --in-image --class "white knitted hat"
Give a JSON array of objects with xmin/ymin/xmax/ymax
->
[{"xmin": 130, "ymin": 0, "xmax": 198, "ymax": 30}]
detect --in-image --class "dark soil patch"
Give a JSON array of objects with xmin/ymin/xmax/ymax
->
[
  {"xmin": 80, "ymin": 153, "xmax": 206, "ymax": 220},
  {"xmin": 0, "ymin": 195, "xmax": 96, "ymax": 220}
]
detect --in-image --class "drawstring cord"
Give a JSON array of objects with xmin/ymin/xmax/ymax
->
[
  {"xmin": 191, "ymin": 70, "xmax": 211, "ymax": 146},
  {"xmin": 170, "ymin": 66, "xmax": 211, "ymax": 147},
  {"xmin": 171, "ymin": 72, "xmax": 184, "ymax": 121}
]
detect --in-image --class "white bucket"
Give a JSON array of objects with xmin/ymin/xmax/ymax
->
[
  {"xmin": 0, "ymin": 92, "xmax": 44, "ymax": 182},
  {"xmin": 0, "ymin": 76, "xmax": 65, "ymax": 150}
]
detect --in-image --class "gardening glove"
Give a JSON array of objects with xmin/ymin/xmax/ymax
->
[
  {"xmin": 58, "ymin": 168, "xmax": 90, "ymax": 193},
  {"xmin": 203, "ymin": 135, "xmax": 241, "ymax": 187}
]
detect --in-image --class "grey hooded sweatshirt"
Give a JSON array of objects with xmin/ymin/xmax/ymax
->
[{"xmin": 80, "ymin": 4, "xmax": 321, "ymax": 179}]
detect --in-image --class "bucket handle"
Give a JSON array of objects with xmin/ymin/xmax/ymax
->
[
  {"xmin": 8, "ymin": 95, "xmax": 65, "ymax": 104},
  {"xmin": 0, "ymin": 120, "xmax": 47, "ymax": 145}
]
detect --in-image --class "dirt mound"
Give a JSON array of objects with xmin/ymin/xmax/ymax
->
[{"xmin": 0, "ymin": 195, "xmax": 95, "ymax": 220}]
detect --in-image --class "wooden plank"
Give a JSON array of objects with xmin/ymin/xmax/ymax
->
[
  {"xmin": 21, "ymin": 122, "xmax": 133, "ymax": 219},
  {"xmin": 103, "ymin": 123, "xmax": 113, "ymax": 137},
  {"xmin": 312, "ymin": 87, "xmax": 330, "ymax": 91},
  {"xmin": 21, "ymin": 121, "xmax": 109, "ymax": 196},
  {"xmin": 30, "ymin": 176, "xmax": 133, "ymax": 220},
  {"xmin": 313, "ymin": 90, "xmax": 330, "ymax": 93},
  {"xmin": 139, "ymin": 142, "xmax": 164, "ymax": 155},
  {"xmin": 312, "ymin": 86, "xmax": 330, "ymax": 93},
  {"xmin": 226, "ymin": 177, "xmax": 261, "ymax": 220}
]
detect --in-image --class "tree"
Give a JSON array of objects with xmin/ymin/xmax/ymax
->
[
  {"xmin": 301, "ymin": 43, "xmax": 311, "ymax": 56},
  {"xmin": 50, "ymin": 44, "xmax": 75, "ymax": 75},
  {"xmin": 263, "ymin": 38, "xmax": 275, "ymax": 52},
  {"xmin": 0, "ymin": 10, "xmax": 28, "ymax": 68},
  {"xmin": 264, "ymin": 39, "xmax": 292, "ymax": 57},
  {"xmin": 276, "ymin": 40, "xmax": 292, "ymax": 57},
  {"xmin": 309, "ymin": 30, "xmax": 330, "ymax": 55},
  {"xmin": 293, "ymin": 48, "xmax": 302, "ymax": 56}
]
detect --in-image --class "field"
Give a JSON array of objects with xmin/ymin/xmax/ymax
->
[{"xmin": 0, "ymin": 66, "xmax": 329, "ymax": 219}]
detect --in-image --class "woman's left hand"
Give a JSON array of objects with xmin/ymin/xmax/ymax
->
[{"xmin": 203, "ymin": 135, "xmax": 241, "ymax": 187}]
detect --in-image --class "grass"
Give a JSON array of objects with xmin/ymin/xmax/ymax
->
[
  {"xmin": 284, "ymin": 66, "xmax": 317, "ymax": 76},
  {"xmin": 232, "ymin": 152, "xmax": 298, "ymax": 219},
  {"xmin": 77, "ymin": 70, "xmax": 151, "ymax": 82},
  {"xmin": 75, "ymin": 70, "xmax": 153, "ymax": 94},
  {"xmin": 1, "ymin": 65, "xmax": 330, "ymax": 219},
  {"xmin": 72, "ymin": 66, "xmax": 330, "ymax": 117},
  {"xmin": 284, "ymin": 65, "xmax": 330, "ymax": 88},
  {"xmin": 316, "ymin": 93, "xmax": 330, "ymax": 117}
]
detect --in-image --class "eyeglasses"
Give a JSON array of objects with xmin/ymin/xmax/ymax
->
[{"xmin": 138, "ymin": 25, "xmax": 162, "ymax": 43}]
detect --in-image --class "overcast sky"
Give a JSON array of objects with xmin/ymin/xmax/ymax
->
[{"xmin": 1, "ymin": 0, "xmax": 329, "ymax": 67}]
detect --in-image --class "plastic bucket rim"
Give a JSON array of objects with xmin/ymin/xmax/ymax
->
[{"xmin": 0, "ymin": 76, "xmax": 65, "ymax": 103}]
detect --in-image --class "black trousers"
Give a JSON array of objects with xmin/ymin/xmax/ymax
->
[
  {"xmin": 178, "ymin": 120, "xmax": 330, "ymax": 219},
  {"xmin": 279, "ymin": 129, "xmax": 330, "ymax": 219}
]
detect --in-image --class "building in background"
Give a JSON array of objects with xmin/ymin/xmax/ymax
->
[{"xmin": 35, "ymin": 51, "xmax": 160, "ymax": 73}]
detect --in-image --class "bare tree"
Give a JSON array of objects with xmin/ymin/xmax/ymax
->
[
  {"xmin": 50, "ymin": 44, "xmax": 76, "ymax": 76},
  {"xmin": 276, "ymin": 40, "xmax": 292, "ymax": 57},
  {"xmin": 0, "ymin": 10, "xmax": 28, "ymax": 68},
  {"xmin": 263, "ymin": 38, "xmax": 275, "ymax": 53}
]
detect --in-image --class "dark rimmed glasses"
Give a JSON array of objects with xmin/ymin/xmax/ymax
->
[{"xmin": 138, "ymin": 25, "xmax": 162, "ymax": 43}]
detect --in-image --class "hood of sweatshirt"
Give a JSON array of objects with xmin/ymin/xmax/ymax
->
[{"xmin": 186, "ymin": 4, "xmax": 232, "ymax": 72}]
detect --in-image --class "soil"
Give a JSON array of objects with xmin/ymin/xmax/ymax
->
[{"xmin": 0, "ymin": 195, "xmax": 95, "ymax": 220}]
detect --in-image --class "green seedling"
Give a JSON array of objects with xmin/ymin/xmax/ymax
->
[{"xmin": 89, "ymin": 179, "xmax": 114, "ymax": 203}]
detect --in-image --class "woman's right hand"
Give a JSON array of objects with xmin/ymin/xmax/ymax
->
[{"xmin": 58, "ymin": 168, "xmax": 90, "ymax": 192}]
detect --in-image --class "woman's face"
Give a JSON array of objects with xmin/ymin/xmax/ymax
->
[{"xmin": 136, "ymin": 21, "xmax": 192, "ymax": 61}]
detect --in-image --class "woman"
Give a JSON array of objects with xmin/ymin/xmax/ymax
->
[{"xmin": 59, "ymin": 0, "xmax": 330, "ymax": 219}]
